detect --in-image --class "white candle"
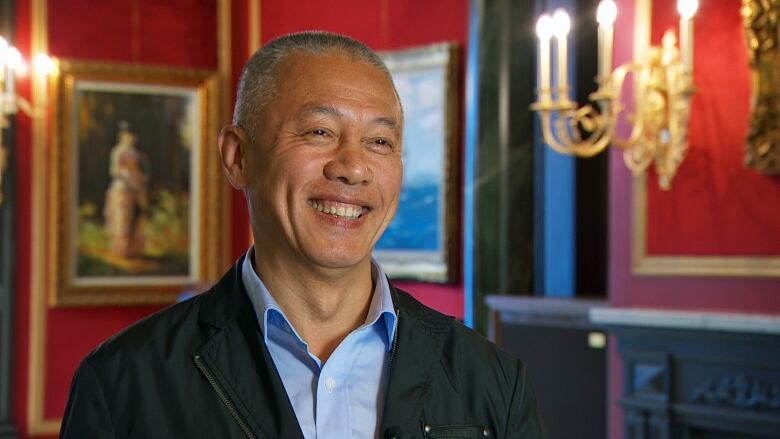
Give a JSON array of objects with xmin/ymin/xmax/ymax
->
[
  {"xmin": 536, "ymin": 14, "xmax": 554, "ymax": 102},
  {"xmin": 3, "ymin": 47, "xmax": 21, "ymax": 104},
  {"xmin": 597, "ymin": 0, "xmax": 617, "ymax": 80},
  {"xmin": 680, "ymin": 17, "xmax": 693, "ymax": 73},
  {"xmin": 552, "ymin": 9, "xmax": 571, "ymax": 102},
  {"xmin": 539, "ymin": 38, "xmax": 551, "ymax": 98},
  {"xmin": 677, "ymin": 0, "xmax": 698, "ymax": 74},
  {"xmin": 6, "ymin": 67, "xmax": 13, "ymax": 97},
  {"xmin": 557, "ymin": 35, "xmax": 567, "ymax": 98}
]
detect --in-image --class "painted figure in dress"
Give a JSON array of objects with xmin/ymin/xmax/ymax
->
[{"xmin": 104, "ymin": 122, "xmax": 148, "ymax": 258}]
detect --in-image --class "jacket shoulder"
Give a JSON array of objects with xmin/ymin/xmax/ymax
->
[
  {"xmin": 84, "ymin": 292, "xmax": 208, "ymax": 368},
  {"xmin": 85, "ymin": 260, "xmax": 244, "ymax": 367},
  {"xmin": 393, "ymin": 287, "xmax": 518, "ymax": 370}
]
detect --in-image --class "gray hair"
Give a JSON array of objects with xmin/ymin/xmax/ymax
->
[{"xmin": 232, "ymin": 31, "xmax": 400, "ymax": 140}]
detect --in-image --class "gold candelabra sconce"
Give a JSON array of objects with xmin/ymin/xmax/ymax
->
[
  {"xmin": 0, "ymin": 36, "xmax": 53, "ymax": 205},
  {"xmin": 531, "ymin": 0, "xmax": 699, "ymax": 190}
]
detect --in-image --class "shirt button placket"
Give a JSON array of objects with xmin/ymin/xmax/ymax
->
[{"xmin": 325, "ymin": 377, "xmax": 337, "ymax": 393}]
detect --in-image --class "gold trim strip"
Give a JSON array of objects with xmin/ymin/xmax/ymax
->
[
  {"xmin": 27, "ymin": 0, "xmax": 58, "ymax": 434},
  {"xmin": 219, "ymin": 0, "xmax": 231, "ymax": 122},
  {"xmin": 218, "ymin": 0, "xmax": 233, "ymax": 273},
  {"xmin": 630, "ymin": 0, "xmax": 780, "ymax": 278},
  {"xmin": 249, "ymin": 0, "xmax": 260, "ymax": 56},
  {"xmin": 634, "ymin": 255, "xmax": 780, "ymax": 277}
]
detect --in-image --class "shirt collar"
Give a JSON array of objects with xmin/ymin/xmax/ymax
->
[{"xmin": 241, "ymin": 247, "xmax": 398, "ymax": 349}]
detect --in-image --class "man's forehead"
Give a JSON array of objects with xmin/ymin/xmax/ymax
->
[{"xmin": 276, "ymin": 54, "xmax": 401, "ymax": 105}]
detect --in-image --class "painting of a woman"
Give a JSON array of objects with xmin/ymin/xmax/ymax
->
[{"xmin": 103, "ymin": 122, "xmax": 148, "ymax": 258}]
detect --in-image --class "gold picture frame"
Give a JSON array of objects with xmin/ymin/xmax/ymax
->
[
  {"xmin": 631, "ymin": 0, "xmax": 780, "ymax": 277},
  {"xmin": 49, "ymin": 60, "xmax": 228, "ymax": 306}
]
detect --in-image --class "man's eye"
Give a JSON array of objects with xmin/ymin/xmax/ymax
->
[
  {"xmin": 311, "ymin": 129, "xmax": 328, "ymax": 136},
  {"xmin": 372, "ymin": 138, "xmax": 393, "ymax": 148}
]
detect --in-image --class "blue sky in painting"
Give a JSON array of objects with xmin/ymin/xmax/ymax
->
[{"xmin": 375, "ymin": 66, "xmax": 445, "ymax": 251}]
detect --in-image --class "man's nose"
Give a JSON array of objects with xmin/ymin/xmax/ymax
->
[{"xmin": 323, "ymin": 141, "xmax": 372, "ymax": 185}]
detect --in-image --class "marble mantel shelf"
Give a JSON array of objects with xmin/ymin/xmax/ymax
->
[
  {"xmin": 485, "ymin": 296, "xmax": 607, "ymax": 331},
  {"xmin": 590, "ymin": 307, "xmax": 780, "ymax": 335}
]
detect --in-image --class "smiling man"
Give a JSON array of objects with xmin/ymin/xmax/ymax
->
[{"xmin": 60, "ymin": 32, "xmax": 547, "ymax": 439}]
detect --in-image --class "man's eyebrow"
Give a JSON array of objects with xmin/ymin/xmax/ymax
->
[
  {"xmin": 302, "ymin": 104, "xmax": 344, "ymax": 118},
  {"xmin": 371, "ymin": 116, "xmax": 401, "ymax": 135},
  {"xmin": 301, "ymin": 104, "xmax": 401, "ymax": 135}
]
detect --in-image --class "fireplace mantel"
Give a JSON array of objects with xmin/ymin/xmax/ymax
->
[{"xmin": 591, "ymin": 307, "xmax": 780, "ymax": 438}]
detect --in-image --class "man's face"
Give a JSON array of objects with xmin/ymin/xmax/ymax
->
[{"xmin": 245, "ymin": 52, "xmax": 403, "ymax": 272}]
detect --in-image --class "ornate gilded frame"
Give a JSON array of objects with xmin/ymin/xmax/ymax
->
[
  {"xmin": 48, "ymin": 60, "xmax": 226, "ymax": 306},
  {"xmin": 742, "ymin": 0, "xmax": 780, "ymax": 174},
  {"xmin": 632, "ymin": 0, "xmax": 780, "ymax": 277},
  {"xmin": 373, "ymin": 43, "xmax": 460, "ymax": 283}
]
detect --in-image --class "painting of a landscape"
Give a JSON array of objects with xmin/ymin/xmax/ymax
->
[{"xmin": 374, "ymin": 44, "xmax": 457, "ymax": 282}]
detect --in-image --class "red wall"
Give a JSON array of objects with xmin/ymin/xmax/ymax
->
[
  {"xmin": 608, "ymin": 0, "xmax": 780, "ymax": 437},
  {"xmin": 11, "ymin": 1, "xmax": 466, "ymax": 437}
]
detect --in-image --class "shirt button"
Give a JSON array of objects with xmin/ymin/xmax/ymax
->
[{"xmin": 325, "ymin": 377, "xmax": 337, "ymax": 392}]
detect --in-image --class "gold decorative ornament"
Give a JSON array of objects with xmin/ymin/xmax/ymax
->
[
  {"xmin": 742, "ymin": 0, "xmax": 780, "ymax": 174},
  {"xmin": 532, "ymin": 0, "xmax": 699, "ymax": 190}
]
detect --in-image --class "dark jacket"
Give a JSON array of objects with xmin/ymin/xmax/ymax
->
[{"xmin": 61, "ymin": 258, "xmax": 547, "ymax": 439}]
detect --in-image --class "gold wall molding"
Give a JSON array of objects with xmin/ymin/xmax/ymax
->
[
  {"xmin": 26, "ymin": 0, "xmax": 233, "ymax": 435},
  {"xmin": 249, "ymin": 0, "xmax": 261, "ymax": 56},
  {"xmin": 631, "ymin": 0, "xmax": 780, "ymax": 278},
  {"xmin": 26, "ymin": 0, "xmax": 57, "ymax": 433}
]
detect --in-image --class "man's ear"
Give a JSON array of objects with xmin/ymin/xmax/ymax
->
[{"xmin": 218, "ymin": 125, "xmax": 249, "ymax": 190}]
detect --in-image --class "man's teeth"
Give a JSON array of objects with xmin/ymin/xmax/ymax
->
[{"xmin": 308, "ymin": 200, "xmax": 363, "ymax": 219}]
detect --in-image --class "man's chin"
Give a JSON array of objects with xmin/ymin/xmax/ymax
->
[{"xmin": 305, "ymin": 250, "xmax": 373, "ymax": 272}]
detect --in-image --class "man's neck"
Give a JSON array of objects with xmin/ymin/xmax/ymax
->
[{"xmin": 252, "ymin": 250, "xmax": 375, "ymax": 363}]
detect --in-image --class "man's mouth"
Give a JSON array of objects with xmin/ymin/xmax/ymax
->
[{"xmin": 307, "ymin": 199, "xmax": 367, "ymax": 220}]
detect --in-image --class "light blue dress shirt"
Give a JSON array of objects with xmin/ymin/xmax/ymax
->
[{"xmin": 241, "ymin": 249, "xmax": 398, "ymax": 439}]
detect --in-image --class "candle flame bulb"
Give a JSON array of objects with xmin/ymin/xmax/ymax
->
[
  {"xmin": 536, "ymin": 14, "xmax": 554, "ymax": 40},
  {"xmin": 5, "ymin": 47, "xmax": 22, "ymax": 71},
  {"xmin": 33, "ymin": 54, "xmax": 54, "ymax": 76},
  {"xmin": 677, "ymin": 0, "xmax": 698, "ymax": 19},
  {"xmin": 552, "ymin": 9, "xmax": 571, "ymax": 39},
  {"xmin": 597, "ymin": 0, "xmax": 618, "ymax": 26}
]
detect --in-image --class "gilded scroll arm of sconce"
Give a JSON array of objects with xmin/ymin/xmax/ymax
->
[
  {"xmin": 742, "ymin": 0, "xmax": 780, "ymax": 174},
  {"xmin": 531, "ymin": 68, "xmax": 628, "ymax": 159}
]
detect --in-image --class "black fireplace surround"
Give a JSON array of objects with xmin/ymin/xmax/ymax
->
[{"xmin": 594, "ymin": 309, "xmax": 780, "ymax": 439}]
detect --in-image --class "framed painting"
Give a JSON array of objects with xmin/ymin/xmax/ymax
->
[
  {"xmin": 49, "ymin": 60, "xmax": 229, "ymax": 306},
  {"xmin": 373, "ymin": 43, "xmax": 460, "ymax": 283}
]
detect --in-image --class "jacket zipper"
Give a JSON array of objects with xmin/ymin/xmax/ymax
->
[
  {"xmin": 389, "ymin": 309, "xmax": 399, "ymax": 368},
  {"xmin": 193, "ymin": 353, "xmax": 257, "ymax": 439}
]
